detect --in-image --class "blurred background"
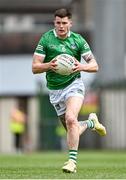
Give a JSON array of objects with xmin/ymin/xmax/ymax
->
[{"xmin": 0, "ymin": 0, "xmax": 126, "ymax": 153}]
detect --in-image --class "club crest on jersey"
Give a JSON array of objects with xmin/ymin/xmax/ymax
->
[{"xmin": 71, "ymin": 44, "xmax": 77, "ymax": 49}]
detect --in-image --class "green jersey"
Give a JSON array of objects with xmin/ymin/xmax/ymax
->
[{"xmin": 34, "ymin": 29, "xmax": 91, "ymax": 90}]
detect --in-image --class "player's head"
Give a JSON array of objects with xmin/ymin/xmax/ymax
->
[
  {"xmin": 54, "ymin": 8, "xmax": 72, "ymax": 19},
  {"xmin": 54, "ymin": 8, "xmax": 72, "ymax": 39}
]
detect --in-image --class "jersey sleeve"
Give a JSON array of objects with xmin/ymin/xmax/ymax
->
[
  {"xmin": 34, "ymin": 35, "xmax": 46, "ymax": 57},
  {"xmin": 79, "ymin": 35, "xmax": 92, "ymax": 56}
]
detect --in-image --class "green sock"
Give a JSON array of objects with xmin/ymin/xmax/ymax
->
[
  {"xmin": 69, "ymin": 150, "xmax": 77, "ymax": 164},
  {"xmin": 79, "ymin": 120, "xmax": 94, "ymax": 129},
  {"xmin": 85, "ymin": 119, "xmax": 94, "ymax": 129}
]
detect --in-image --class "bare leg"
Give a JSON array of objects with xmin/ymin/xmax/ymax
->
[
  {"xmin": 61, "ymin": 96, "xmax": 88, "ymax": 173},
  {"xmin": 65, "ymin": 96, "xmax": 84, "ymax": 150},
  {"xmin": 59, "ymin": 114, "xmax": 87, "ymax": 136},
  {"xmin": 79, "ymin": 122, "xmax": 87, "ymax": 135}
]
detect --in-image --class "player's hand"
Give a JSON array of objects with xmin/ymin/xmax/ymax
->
[
  {"xmin": 49, "ymin": 58, "xmax": 58, "ymax": 71},
  {"xmin": 72, "ymin": 59, "xmax": 84, "ymax": 72}
]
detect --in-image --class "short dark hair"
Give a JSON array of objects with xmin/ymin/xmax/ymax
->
[{"xmin": 54, "ymin": 8, "xmax": 72, "ymax": 19}]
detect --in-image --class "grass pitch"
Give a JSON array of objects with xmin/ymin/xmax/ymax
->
[{"xmin": 0, "ymin": 150, "xmax": 126, "ymax": 179}]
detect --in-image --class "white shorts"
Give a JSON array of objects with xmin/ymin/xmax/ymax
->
[{"xmin": 49, "ymin": 78, "xmax": 85, "ymax": 116}]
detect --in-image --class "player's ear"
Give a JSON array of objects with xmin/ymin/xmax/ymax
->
[
  {"xmin": 70, "ymin": 20, "xmax": 73, "ymax": 27},
  {"xmin": 70, "ymin": 20, "xmax": 72, "ymax": 27}
]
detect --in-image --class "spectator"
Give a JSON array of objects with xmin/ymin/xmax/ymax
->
[{"xmin": 10, "ymin": 106, "xmax": 26, "ymax": 153}]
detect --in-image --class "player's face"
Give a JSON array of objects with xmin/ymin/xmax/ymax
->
[{"xmin": 54, "ymin": 16, "xmax": 72, "ymax": 39}]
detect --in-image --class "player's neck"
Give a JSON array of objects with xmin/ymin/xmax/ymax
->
[
  {"xmin": 54, "ymin": 29, "xmax": 70, "ymax": 39},
  {"xmin": 58, "ymin": 34, "xmax": 68, "ymax": 39}
]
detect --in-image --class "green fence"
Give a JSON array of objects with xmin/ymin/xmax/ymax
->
[{"xmin": 38, "ymin": 91, "xmax": 60, "ymax": 150}]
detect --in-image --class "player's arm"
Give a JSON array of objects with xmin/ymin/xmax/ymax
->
[
  {"xmin": 73, "ymin": 36, "xmax": 99, "ymax": 73},
  {"xmin": 73, "ymin": 52, "xmax": 98, "ymax": 73},
  {"xmin": 32, "ymin": 54, "xmax": 57, "ymax": 74},
  {"xmin": 81, "ymin": 52, "xmax": 99, "ymax": 72},
  {"xmin": 73, "ymin": 53, "xmax": 99, "ymax": 73}
]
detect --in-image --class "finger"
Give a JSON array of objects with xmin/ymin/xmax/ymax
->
[
  {"xmin": 72, "ymin": 66, "xmax": 78, "ymax": 71},
  {"xmin": 51, "ymin": 59, "xmax": 57, "ymax": 63},
  {"xmin": 51, "ymin": 61, "xmax": 57, "ymax": 66},
  {"xmin": 52, "ymin": 63, "xmax": 57, "ymax": 67},
  {"xmin": 52, "ymin": 68, "xmax": 58, "ymax": 72},
  {"xmin": 74, "ymin": 58, "xmax": 79, "ymax": 63}
]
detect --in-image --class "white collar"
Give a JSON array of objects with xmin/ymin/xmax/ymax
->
[{"xmin": 53, "ymin": 29, "xmax": 71, "ymax": 37}]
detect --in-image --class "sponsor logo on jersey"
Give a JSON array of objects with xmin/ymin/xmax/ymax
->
[
  {"xmin": 60, "ymin": 45, "xmax": 66, "ymax": 52},
  {"xmin": 49, "ymin": 45, "xmax": 56, "ymax": 49}
]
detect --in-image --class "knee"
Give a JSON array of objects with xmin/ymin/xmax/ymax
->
[{"xmin": 65, "ymin": 114, "xmax": 78, "ymax": 128}]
